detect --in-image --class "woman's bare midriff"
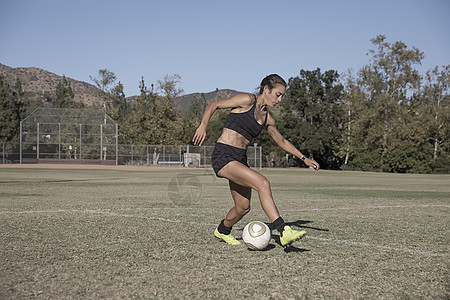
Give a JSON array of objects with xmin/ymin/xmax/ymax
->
[{"xmin": 216, "ymin": 128, "xmax": 250, "ymax": 149}]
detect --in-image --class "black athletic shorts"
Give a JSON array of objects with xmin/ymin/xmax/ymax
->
[{"xmin": 211, "ymin": 142, "xmax": 249, "ymax": 177}]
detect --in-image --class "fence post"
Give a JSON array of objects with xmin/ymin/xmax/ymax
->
[
  {"xmin": 2, "ymin": 142, "xmax": 4, "ymax": 164},
  {"xmin": 253, "ymin": 143, "xmax": 257, "ymax": 168},
  {"xmin": 115, "ymin": 123, "xmax": 118, "ymax": 166},
  {"xmin": 58, "ymin": 123, "xmax": 61, "ymax": 160},
  {"xmin": 181, "ymin": 145, "xmax": 184, "ymax": 163},
  {"xmin": 20, "ymin": 121, "xmax": 22, "ymax": 164},
  {"xmin": 37, "ymin": 122, "xmax": 39, "ymax": 160},
  {"xmin": 100, "ymin": 124, "xmax": 103, "ymax": 160},
  {"xmin": 259, "ymin": 146, "xmax": 262, "ymax": 169},
  {"xmin": 204, "ymin": 146, "xmax": 206, "ymax": 166},
  {"xmin": 163, "ymin": 145, "xmax": 166, "ymax": 162},
  {"xmin": 80, "ymin": 124, "xmax": 83, "ymax": 159}
]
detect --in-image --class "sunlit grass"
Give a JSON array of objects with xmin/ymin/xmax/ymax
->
[{"xmin": 1, "ymin": 167, "xmax": 448, "ymax": 299}]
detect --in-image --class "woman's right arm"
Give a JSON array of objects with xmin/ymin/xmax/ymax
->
[
  {"xmin": 192, "ymin": 102, "xmax": 217, "ymax": 146},
  {"xmin": 192, "ymin": 94, "xmax": 253, "ymax": 146}
]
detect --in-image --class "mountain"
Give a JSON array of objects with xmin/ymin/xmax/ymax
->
[
  {"xmin": 0, "ymin": 64, "xmax": 242, "ymax": 110},
  {"xmin": 0, "ymin": 64, "xmax": 103, "ymax": 106},
  {"xmin": 178, "ymin": 89, "xmax": 241, "ymax": 111}
]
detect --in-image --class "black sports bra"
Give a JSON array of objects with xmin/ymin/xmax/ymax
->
[{"xmin": 223, "ymin": 95, "xmax": 268, "ymax": 141}]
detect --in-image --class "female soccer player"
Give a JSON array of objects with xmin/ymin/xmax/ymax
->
[{"xmin": 192, "ymin": 74, "xmax": 320, "ymax": 246}]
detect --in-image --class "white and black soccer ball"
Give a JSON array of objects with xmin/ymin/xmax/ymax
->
[{"xmin": 242, "ymin": 221, "xmax": 271, "ymax": 250}]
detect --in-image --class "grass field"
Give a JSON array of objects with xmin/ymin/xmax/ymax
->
[{"xmin": 1, "ymin": 166, "xmax": 449, "ymax": 299}]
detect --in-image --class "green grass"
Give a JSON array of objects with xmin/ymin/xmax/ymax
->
[{"xmin": 0, "ymin": 167, "xmax": 449, "ymax": 299}]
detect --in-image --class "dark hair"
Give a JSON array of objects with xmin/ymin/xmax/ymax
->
[{"xmin": 258, "ymin": 74, "xmax": 287, "ymax": 94}]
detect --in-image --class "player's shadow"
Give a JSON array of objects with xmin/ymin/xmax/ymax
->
[
  {"xmin": 270, "ymin": 234, "xmax": 310, "ymax": 253},
  {"xmin": 233, "ymin": 236, "xmax": 276, "ymax": 251},
  {"xmin": 269, "ymin": 220, "xmax": 329, "ymax": 253},
  {"xmin": 285, "ymin": 220, "xmax": 329, "ymax": 232},
  {"xmin": 246, "ymin": 244, "xmax": 276, "ymax": 252}
]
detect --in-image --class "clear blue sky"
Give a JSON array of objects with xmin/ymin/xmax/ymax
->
[{"xmin": 1, "ymin": 0, "xmax": 449, "ymax": 96}]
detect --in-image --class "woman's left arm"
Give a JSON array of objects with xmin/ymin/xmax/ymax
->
[{"xmin": 266, "ymin": 114, "xmax": 320, "ymax": 171}]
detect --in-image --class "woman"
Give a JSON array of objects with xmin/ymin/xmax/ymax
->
[{"xmin": 192, "ymin": 74, "xmax": 320, "ymax": 247}]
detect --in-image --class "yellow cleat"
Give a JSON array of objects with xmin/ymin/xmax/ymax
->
[
  {"xmin": 280, "ymin": 226, "xmax": 306, "ymax": 246},
  {"xmin": 214, "ymin": 228, "xmax": 241, "ymax": 245}
]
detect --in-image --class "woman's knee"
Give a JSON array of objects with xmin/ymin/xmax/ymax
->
[
  {"xmin": 254, "ymin": 176, "xmax": 271, "ymax": 193},
  {"xmin": 236, "ymin": 203, "xmax": 251, "ymax": 215}
]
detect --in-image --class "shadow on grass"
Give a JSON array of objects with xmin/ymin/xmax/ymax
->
[
  {"xmin": 286, "ymin": 220, "xmax": 329, "ymax": 232},
  {"xmin": 271, "ymin": 234, "xmax": 311, "ymax": 253},
  {"xmin": 275, "ymin": 220, "xmax": 328, "ymax": 253},
  {"xmin": 246, "ymin": 244, "xmax": 276, "ymax": 252},
  {"xmin": 283, "ymin": 245, "xmax": 310, "ymax": 253}
]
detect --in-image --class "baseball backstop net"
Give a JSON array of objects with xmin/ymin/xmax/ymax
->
[
  {"xmin": 20, "ymin": 108, "xmax": 118, "ymax": 164},
  {"xmin": 14, "ymin": 108, "xmax": 263, "ymax": 168}
]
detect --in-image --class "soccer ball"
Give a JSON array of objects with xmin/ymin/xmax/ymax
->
[{"xmin": 242, "ymin": 221, "xmax": 271, "ymax": 250}]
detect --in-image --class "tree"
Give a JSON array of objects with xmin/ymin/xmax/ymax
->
[
  {"xmin": 90, "ymin": 69, "xmax": 117, "ymax": 94},
  {"xmin": 338, "ymin": 71, "xmax": 366, "ymax": 167},
  {"xmin": 12, "ymin": 78, "xmax": 29, "ymax": 124},
  {"xmin": 279, "ymin": 69, "xmax": 344, "ymax": 169},
  {"xmin": 417, "ymin": 65, "xmax": 449, "ymax": 173},
  {"xmin": 0, "ymin": 76, "xmax": 20, "ymax": 142},
  {"xmin": 107, "ymin": 81, "xmax": 129, "ymax": 122},
  {"xmin": 123, "ymin": 76, "xmax": 184, "ymax": 145},
  {"xmin": 180, "ymin": 93, "xmax": 207, "ymax": 144},
  {"xmin": 54, "ymin": 76, "xmax": 83, "ymax": 108},
  {"xmin": 89, "ymin": 69, "xmax": 131, "ymax": 142},
  {"xmin": 13, "ymin": 78, "xmax": 25, "ymax": 107},
  {"xmin": 157, "ymin": 74, "xmax": 183, "ymax": 99},
  {"xmin": 355, "ymin": 35, "xmax": 424, "ymax": 172},
  {"xmin": 189, "ymin": 93, "xmax": 208, "ymax": 120},
  {"xmin": 90, "ymin": 69, "xmax": 118, "ymax": 111}
]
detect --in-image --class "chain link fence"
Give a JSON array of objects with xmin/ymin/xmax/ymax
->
[
  {"xmin": 117, "ymin": 144, "xmax": 262, "ymax": 168},
  {"xmin": 2, "ymin": 108, "xmax": 263, "ymax": 168},
  {"xmin": 1, "ymin": 142, "xmax": 262, "ymax": 168},
  {"xmin": 19, "ymin": 108, "xmax": 118, "ymax": 164}
]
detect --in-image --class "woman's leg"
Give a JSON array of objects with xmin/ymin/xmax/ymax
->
[
  {"xmin": 223, "ymin": 180, "xmax": 252, "ymax": 228},
  {"xmin": 218, "ymin": 161, "xmax": 280, "ymax": 222},
  {"xmin": 217, "ymin": 161, "xmax": 306, "ymax": 246}
]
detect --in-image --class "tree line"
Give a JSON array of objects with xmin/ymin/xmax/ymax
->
[{"xmin": 0, "ymin": 35, "xmax": 448, "ymax": 173}]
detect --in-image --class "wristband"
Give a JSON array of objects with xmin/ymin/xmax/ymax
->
[{"xmin": 301, "ymin": 155, "xmax": 306, "ymax": 161}]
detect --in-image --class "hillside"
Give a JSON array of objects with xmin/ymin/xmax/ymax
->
[
  {"xmin": 0, "ymin": 64, "xmax": 103, "ymax": 106},
  {"xmin": 0, "ymin": 64, "xmax": 242, "ymax": 110},
  {"xmin": 178, "ymin": 89, "xmax": 241, "ymax": 111}
]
